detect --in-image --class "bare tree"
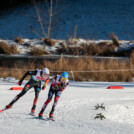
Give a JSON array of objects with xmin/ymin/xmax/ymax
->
[
  {"xmin": 74, "ymin": 25, "xmax": 77, "ymax": 39},
  {"xmin": 33, "ymin": 0, "xmax": 66, "ymax": 39},
  {"xmin": 47, "ymin": 0, "xmax": 53, "ymax": 38},
  {"xmin": 33, "ymin": 0, "xmax": 47, "ymax": 38}
]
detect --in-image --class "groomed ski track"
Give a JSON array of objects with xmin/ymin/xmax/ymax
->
[{"xmin": 1, "ymin": 80, "xmax": 134, "ymax": 134}]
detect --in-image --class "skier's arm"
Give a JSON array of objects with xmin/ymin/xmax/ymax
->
[
  {"xmin": 42, "ymin": 78, "xmax": 49, "ymax": 90},
  {"xmin": 52, "ymin": 81, "xmax": 69, "ymax": 92},
  {"xmin": 18, "ymin": 70, "xmax": 37, "ymax": 85},
  {"xmin": 60, "ymin": 84, "xmax": 68, "ymax": 91},
  {"xmin": 58, "ymin": 81, "xmax": 69, "ymax": 92},
  {"xmin": 51, "ymin": 76, "xmax": 60, "ymax": 90}
]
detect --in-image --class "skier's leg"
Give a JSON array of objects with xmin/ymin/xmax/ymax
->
[
  {"xmin": 38, "ymin": 89, "xmax": 54, "ymax": 117},
  {"xmin": 6, "ymin": 83, "xmax": 32, "ymax": 109},
  {"xmin": 49, "ymin": 91, "xmax": 61, "ymax": 118},
  {"xmin": 31, "ymin": 86, "xmax": 41, "ymax": 113}
]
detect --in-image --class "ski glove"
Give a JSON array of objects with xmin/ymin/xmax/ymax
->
[
  {"xmin": 42, "ymin": 86, "xmax": 46, "ymax": 90},
  {"xmin": 18, "ymin": 81, "xmax": 22, "ymax": 86},
  {"xmin": 45, "ymin": 79, "xmax": 49, "ymax": 83}
]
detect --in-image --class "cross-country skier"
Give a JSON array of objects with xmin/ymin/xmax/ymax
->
[
  {"xmin": 38, "ymin": 72, "xmax": 69, "ymax": 120},
  {"xmin": 4, "ymin": 68, "xmax": 50, "ymax": 115}
]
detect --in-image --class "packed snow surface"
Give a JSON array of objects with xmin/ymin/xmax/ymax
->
[{"xmin": 1, "ymin": 79, "xmax": 134, "ymax": 134}]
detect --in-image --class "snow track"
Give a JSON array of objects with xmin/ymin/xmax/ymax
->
[{"xmin": 1, "ymin": 80, "xmax": 134, "ymax": 134}]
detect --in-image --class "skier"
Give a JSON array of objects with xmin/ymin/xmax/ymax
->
[
  {"xmin": 38, "ymin": 72, "xmax": 69, "ymax": 120},
  {"xmin": 3, "ymin": 68, "xmax": 50, "ymax": 115}
]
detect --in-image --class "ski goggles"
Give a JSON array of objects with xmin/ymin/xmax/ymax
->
[{"xmin": 62, "ymin": 77, "xmax": 67, "ymax": 80}]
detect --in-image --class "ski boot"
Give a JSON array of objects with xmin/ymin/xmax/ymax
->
[
  {"xmin": 49, "ymin": 112, "xmax": 55, "ymax": 121},
  {"xmin": 6, "ymin": 105, "xmax": 12, "ymax": 109},
  {"xmin": 31, "ymin": 109, "xmax": 35, "ymax": 116},
  {"xmin": 31, "ymin": 105, "xmax": 36, "ymax": 116},
  {"xmin": 0, "ymin": 105, "xmax": 12, "ymax": 113},
  {"xmin": 38, "ymin": 113, "xmax": 43, "ymax": 118}
]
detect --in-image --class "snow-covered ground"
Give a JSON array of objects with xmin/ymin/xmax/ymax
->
[
  {"xmin": 0, "ymin": 38, "xmax": 134, "ymax": 55},
  {"xmin": 1, "ymin": 79, "xmax": 134, "ymax": 134}
]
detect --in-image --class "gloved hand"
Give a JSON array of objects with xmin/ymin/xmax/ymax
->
[
  {"xmin": 52, "ymin": 85, "xmax": 62, "ymax": 92},
  {"xmin": 56, "ymin": 83, "xmax": 64, "ymax": 90},
  {"xmin": 42, "ymin": 86, "xmax": 46, "ymax": 90},
  {"xmin": 18, "ymin": 80, "xmax": 22, "ymax": 86},
  {"xmin": 45, "ymin": 79, "xmax": 49, "ymax": 83}
]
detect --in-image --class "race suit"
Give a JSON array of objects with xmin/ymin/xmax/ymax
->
[
  {"xmin": 39, "ymin": 75, "xmax": 69, "ymax": 116},
  {"xmin": 8, "ymin": 69, "xmax": 49, "ymax": 112}
]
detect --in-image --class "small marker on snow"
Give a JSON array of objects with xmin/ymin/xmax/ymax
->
[
  {"xmin": 107, "ymin": 86, "xmax": 124, "ymax": 89},
  {"xmin": 10, "ymin": 87, "xmax": 23, "ymax": 90}
]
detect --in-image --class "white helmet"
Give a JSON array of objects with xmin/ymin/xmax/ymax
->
[{"xmin": 43, "ymin": 68, "xmax": 50, "ymax": 75}]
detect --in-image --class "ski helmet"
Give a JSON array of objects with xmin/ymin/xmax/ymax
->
[
  {"xmin": 61, "ymin": 72, "xmax": 69, "ymax": 79},
  {"xmin": 43, "ymin": 68, "xmax": 50, "ymax": 75}
]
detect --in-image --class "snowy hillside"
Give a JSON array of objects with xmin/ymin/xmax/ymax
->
[
  {"xmin": 0, "ymin": 0, "xmax": 134, "ymax": 40},
  {"xmin": 1, "ymin": 80, "xmax": 134, "ymax": 134},
  {"xmin": 0, "ymin": 38, "xmax": 134, "ymax": 56}
]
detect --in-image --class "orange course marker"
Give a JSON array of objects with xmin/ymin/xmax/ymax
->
[
  {"xmin": 10, "ymin": 87, "xmax": 23, "ymax": 90},
  {"xmin": 107, "ymin": 86, "xmax": 124, "ymax": 89}
]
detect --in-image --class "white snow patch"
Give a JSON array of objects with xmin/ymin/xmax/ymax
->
[{"xmin": 1, "ymin": 81, "xmax": 134, "ymax": 134}]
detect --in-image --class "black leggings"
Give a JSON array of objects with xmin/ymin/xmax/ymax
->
[
  {"xmin": 9, "ymin": 79, "xmax": 41, "ymax": 111},
  {"xmin": 39, "ymin": 86, "xmax": 62, "ymax": 115}
]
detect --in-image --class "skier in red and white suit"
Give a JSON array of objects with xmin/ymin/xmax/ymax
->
[
  {"xmin": 5, "ymin": 68, "xmax": 50, "ymax": 115},
  {"xmin": 38, "ymin": 72, "xmax": 69, "ymax": 119}
]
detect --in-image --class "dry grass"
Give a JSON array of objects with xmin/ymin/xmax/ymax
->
[
  {"xmin": 29, "ymin": 46, "xmax": 49, "ymax": 55},
  {"xmin": 67, "ymin": 46, "xmax": 82, "ymax": 55},
  {"xmin": 15, "ymin": 37, "xmax": 24, "ymax": 44},
  {"xmin": 82, "ymin": 43, "xmax": 102, "ymax": 56},
  {"xmin": 67, "ymin": 38, "xmax": 78, "ymax": 45},
  {"xmin": 57, "ymin": 38, "xmax": 133, "ymax": 58},
  {"xmin": 0, "ymin": 41, "xmax": 20, "ymax": 54},
  {"xmin": 109, "ymin": 33, "xmax": 120, "ymax": 47},
  {"xmin": 57, "ymin": 42, "xmax": 67, "ymax": 54},
  {"xmin": 128, "ymin": 47, "xmax": 134, "ymax": 58},
  {"xmin": 44, "ymin": 38, "xmax": 56, "ymax": 46},
  {"xmin": 66, "ymin": 42, "xmax": 116, "ymax": 56},
  {"xmin": 42, "ymin": 58, "xmax": 134, "ymax": 82},
  {"xmin": 0, "ymin": 62, "xmax": 36, "ymax": 80},
  {"xmin": 97, "ymin": 43, "xmax": 116, "ymax": 56},
  {"xmin": 1, "ymin": 58, "xmax": 133, "ymax": 82},
  {"xmin": 0, "ymin": 68, "xmax": 25, "ymax": 80},
  {"xmin": 130, "ymin": 50, "xmax": 134, "ymax": 58}
]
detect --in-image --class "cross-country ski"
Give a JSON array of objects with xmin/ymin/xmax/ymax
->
[{"xmin": 0, "ymin": 108, "xmax": 6, "ymax": 113}]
